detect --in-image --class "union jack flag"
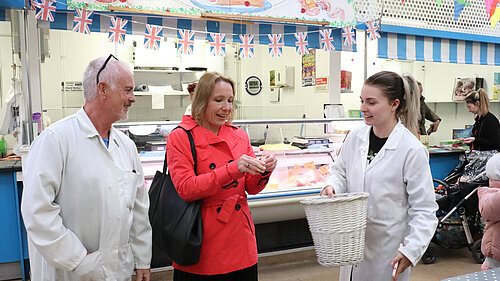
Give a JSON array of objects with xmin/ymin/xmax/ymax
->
[
  {"xmin": 294, "ymin": 32, "xmax": 309, "ymax": 56},
  {"xmin": 73, "ymin": 8, "xmax": 93, "ymax": 35},
  {"xmin": 34, "ymin": 0, "xmax": 57, "ymax": 22},
  {"xmin": 109, "ymin": 17, "xmax": 128, "ymax": 45},
  {"xmin": 268, "ymin": 34, "xmax": 283, "ymax": 57},
  {"xmin": 319, "ymin": 29, "xmax": 335, "ymax": 51},
  {"xmin": 144, "ymin": 24, "xmax": 163, "ymax": 51},
  {"xmin": 208, "ymin": 33, "xmax": 226, "ymax": 57},
  {"xmin": 30, "ymin": 0, "xmax": 40, "ymax": 11},
  {"xmin": 365, "ymin": 21, "xmax": 381, "ymax": 40},
  {"xmin": 239, "ymin": 35, "xmax": 254, "ymax": 58},
  {"xmin": 177, "ymin": 29, "xmax": 195, "ymax": 55},
  {"xmin": 342, "ymin": 25, "xmax": 356, "ymax": 46}
]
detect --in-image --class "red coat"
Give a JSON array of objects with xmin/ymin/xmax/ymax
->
[{"xmin": 166, "ymin": 115, "xmax": 272, "ymax": 275}]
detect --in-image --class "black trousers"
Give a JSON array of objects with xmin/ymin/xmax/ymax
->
[{"xmin": 173, "ymin": 264, "xmax": 258, "ymax": 281}]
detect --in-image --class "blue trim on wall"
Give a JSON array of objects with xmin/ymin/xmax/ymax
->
[
  {"xmin": 432, "ymin": 37, "xmax": 441, "ymax": 63},
  {"xmin": 307, "ymin": 26, "xmax": 319, "ymax": 49},
  {"xmin": 283, "ymin": 25, "xmax": 296, "ymax": 47},
  {"xmin": 415, "ymin": 35, "xmax": 425, "ymax": 61},
  {"xmin": 397, "ymin": 33, "xmax": 407, "ymax": 60},
  {"xmin": 146, "ymin": 17, "xmax": 162, "ymax": 26},
  {"xmin": 480, "ymin": 42, "xmax": 488, "ymax": 65},
  {"xmin": 120, "ymin": 16, "xmax": 132, "ymax": 35},
  {"xmin": 0, "ymin": 9, "xmax": 6, "ymax": 21},
  {"xmin": 378, "ymin": 32, "xmax": 388, "ymax": 58},
  {"xmin": 50, "ymin": 12, "xmax": 68, "ymax": 31},
  {"xmin": 177, "ymin": 18, "xmax": 192, "ymax": 31},
  {"xmin": 449, "ymin": 39, "xmax": 457, "ymax": 63},
  {"xmin": 465, "ymin": 41, "xmax": 473, "ymax": 64},
  {"xmin": 259, "ymin": 24, "xmax": 272, "ymax": 45},
  {"xmin": 0, "ymin": 0, "xmax": 24, "ymax": 8},
  {"xmin": 89, "ymin": 14, "xmax": 100, "ymax": 33},
  {"xmin": 232, "ymin": 23, "xmax": 246, "ymax": 43},
  {"xmin": 380, "ymin": 24, "xmax": 500, "ymax": 44},
  {"xmin": 496, "ymin": 44, "xmax": 500, "ymax": 66}
]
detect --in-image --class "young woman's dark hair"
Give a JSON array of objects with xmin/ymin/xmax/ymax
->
[{"xmin": 364, "ymin": 71, "xmax": 421, "ymax": 136}]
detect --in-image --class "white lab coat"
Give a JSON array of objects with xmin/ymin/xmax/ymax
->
[
  {"xmin": 325, "ymin": 122, "xmax": 438, "ymax": 281},
  {"xmin": 21, "ymin": 108, "xmax": 152, "ymax": 281}
]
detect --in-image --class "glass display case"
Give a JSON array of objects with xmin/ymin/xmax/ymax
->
[{"xmin": 113, "ymin": 118, "xmax": 364, "ymax": 224}]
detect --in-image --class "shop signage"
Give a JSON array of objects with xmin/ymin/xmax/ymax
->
[
  {"xmin": 315, "ymin": 77, "xmax": 328, "ymax": 93},
  {"xmin": 301, "ymin": 49, "xmax": 315, "ymax": 87},
  {"xmin": 67, "ymin": 0, "xmax": 356, "ymax": 27}
]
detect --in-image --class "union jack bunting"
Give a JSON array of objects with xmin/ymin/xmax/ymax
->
[
  {"xmin": 109, "ymin": 17, "xmax": 128, "ymax": 45},
  {"xmin": 319, "ymin": 29, "xmax": 335, "ymax": 51},
  {"xmin": 365, "ymin": 20, "xmax": 381, "ymax": 40},
  {"xmin": 267, "ymin": 34, "xmax": 283, "ymax": 57},
  {"xmin": 30, "ymin": 0, "xmax": 39, "ymax": 11},
  {"xmin": 342, "ymin": 26, "xmax": 356, "ymax": 46},
  {"xmin": 239, "ymin": 35, "xmax": 254, "ymax": 58},
  {"xmin": 73, "ymin": 8, "xmax": 93, "ymax": 35},
  {"xmin": 177, "ymin": 29, "xmax": 195, "ymax": 55},
  {"xmin": 34, "ymin": 0, "xmax": 57, "ymax": 22},
  {"xmin": 294, "ymin": 32, "xmax": 309, "ymax": 56},
  {"xmin": 208, "ymin": 33, "xmax": 226, "ymax": 57},
  {"xmin": 144, "ymin": 24, "xmax": 163, "ymax": 51}
]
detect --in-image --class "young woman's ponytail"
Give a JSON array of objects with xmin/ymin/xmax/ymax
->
[{"xmin": 400, "ymin": 73, "xmax": 420, "ymax": 136}]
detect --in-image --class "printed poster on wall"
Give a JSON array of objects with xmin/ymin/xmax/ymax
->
[
  {"xmin": 67, "ymin": 0, "xmax": 356, "ymax": 27},
  {"xmin": 302, "ymin": 49, "xmax": 316, "ymax": 87}
]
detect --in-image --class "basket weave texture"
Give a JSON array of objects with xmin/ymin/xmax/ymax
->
[{"xmin": 301, "ymin": 193, "xmax": 369, "ymax": 267}]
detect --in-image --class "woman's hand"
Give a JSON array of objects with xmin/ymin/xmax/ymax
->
[
  {"xmin": 237, "ymin": 155, "xmax": 266, "ymax": 175},
  {"xmin": 259, "ymin": 153, "xmax": 277, "ymax": 172},
  {"xmin": 461, "ymin": 137, "xmax": 475, "ymax": 144},
  {"xmin": 320, "ymin": 185, "xmax": 335, "ymax": 198},
  {"xmin": 390, "ymin": 252, "xmax": 411, "ymax": 281}
]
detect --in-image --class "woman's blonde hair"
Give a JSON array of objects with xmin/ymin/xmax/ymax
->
[
  {"xmin": 464, "ymin": 88, "xmax": 489, "ymax": 116},
  {"xmin": 191, "ymin": 72, "xmax": 236, "ymax": 123},
  {"xmin": 364, "ymin": 71, "xmax": 421, "ymax": 136}
]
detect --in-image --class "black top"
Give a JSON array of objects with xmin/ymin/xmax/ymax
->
[
  {"xmin": 368, "ymin": 128, "xmax": 388, "ymax": 163},
  {"xmin": 471, "ymin": 112, "xmax": 500, "ymax": 151}
]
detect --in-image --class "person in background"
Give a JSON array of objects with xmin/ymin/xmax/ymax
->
[
  {"xmin": 21, "ymin": 55, "xmax": 152, "ymax": 281},
  {"xmin": 184, "ymin": 82, "xmax": 197, "ymax": 115},
  {"xmin": 461, "ymin": 89, "xmax": 500, "ymax": 151},
  {"xmin": 479, "ymin": 153, "xmax": 500, "ymax": 270},
  {"xmin": 321, "ymin": 71, "xmax": 438, "ymax": 281},
  {"xmin": 167, "ymin": 72, "xmax": 277, "ymax": 281},
  {"xmin": 417, "ymin": 81, "xmax": 441, "ymax": 135}
]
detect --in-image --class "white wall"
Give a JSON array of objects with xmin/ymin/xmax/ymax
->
[{"xmin": 0, "ymin": 21, "xmax": 16, "ymax": 153}]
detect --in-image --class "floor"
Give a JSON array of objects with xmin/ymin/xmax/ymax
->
[{"xmin": 145, "ymin": 244, "xmax": 482, "ymax": 281}]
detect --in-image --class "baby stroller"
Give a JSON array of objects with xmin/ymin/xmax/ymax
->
[{"xmin": 421, "ymin": 150, "xmax": 496, "ymax": 265}]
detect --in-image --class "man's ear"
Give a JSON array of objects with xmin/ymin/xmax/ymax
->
[{"xmin": 97, "ymin": 82, "xmax": 107, "ymax": 98}]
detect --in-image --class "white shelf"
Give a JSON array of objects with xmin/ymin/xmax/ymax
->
[
  {"xmin": 134, "ymin": 91, "xmax": 189, "ymax": 96},
  {"xmin": 133, "ymin": 69, "xmax": 201, "ymax": 74}
]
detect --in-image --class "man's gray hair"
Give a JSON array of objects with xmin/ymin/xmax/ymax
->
[{"xmin": 82, "ymin": 56, "xmax": 132, "ymax": 101}]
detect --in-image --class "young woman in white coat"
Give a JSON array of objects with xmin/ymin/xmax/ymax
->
[{"xmin": 321, "ymin": 71, "xmax": 438, "ymax": 281}]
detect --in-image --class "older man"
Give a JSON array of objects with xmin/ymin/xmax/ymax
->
[{"xmin": 21, "ymin": 55, "xmax": 152, "ymax": 281}]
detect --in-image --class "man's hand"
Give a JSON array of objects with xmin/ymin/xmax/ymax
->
[
  {"xmin": 427, "ymin": 120, "xmax": 440, "ymax": 134},
  {"xmin": 390, "ymin": 252, "xmax": 411, "ymax": 281},
  {"xmin": 135, "ymin": 269, "xmax": 151, "ymax": 281}
]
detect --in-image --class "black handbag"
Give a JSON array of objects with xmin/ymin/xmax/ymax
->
[{"xmin": 149, "ymin": 127, "xmax": 203, "ymax": 267}]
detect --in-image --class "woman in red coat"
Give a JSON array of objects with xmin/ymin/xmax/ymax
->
[{"xmin": 167, "ymin": 72, "xmax": 277, "ymax": 281}]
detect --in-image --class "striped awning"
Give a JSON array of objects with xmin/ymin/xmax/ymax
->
[
  {"xmin": 378, "ymin": 32, "xmax": 500, "ymax": 66},
  {"xmin": 31, "ymin": 11, "xmax": 356, "ymax": 52}
]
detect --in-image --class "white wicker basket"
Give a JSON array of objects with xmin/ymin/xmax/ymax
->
[{"xmin": 301, "ymin": 193, "xmax": 369, "ymax": 267}]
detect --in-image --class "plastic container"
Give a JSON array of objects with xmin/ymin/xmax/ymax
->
[{"xmin": 301, "ymin": 193, "xmax": 369, "ymax": 267}]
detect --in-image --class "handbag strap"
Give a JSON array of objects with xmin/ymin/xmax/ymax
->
[{"xmin": 163, "ymin": 126, "xmax": 197, "ymax": 176}]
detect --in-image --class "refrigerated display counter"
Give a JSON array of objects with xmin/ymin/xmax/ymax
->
[
  {"xmin": 114, "ymin": 118, "xmax": 364, "ymax": 223},
  {"xmin": 114, "ymin": 118, "xmax": 364, "ymax": 253}
]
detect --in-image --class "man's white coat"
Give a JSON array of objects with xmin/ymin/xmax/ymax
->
[{"xmin": 21, "ymin": 108, "xmax": 152, "ymax": 281}]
